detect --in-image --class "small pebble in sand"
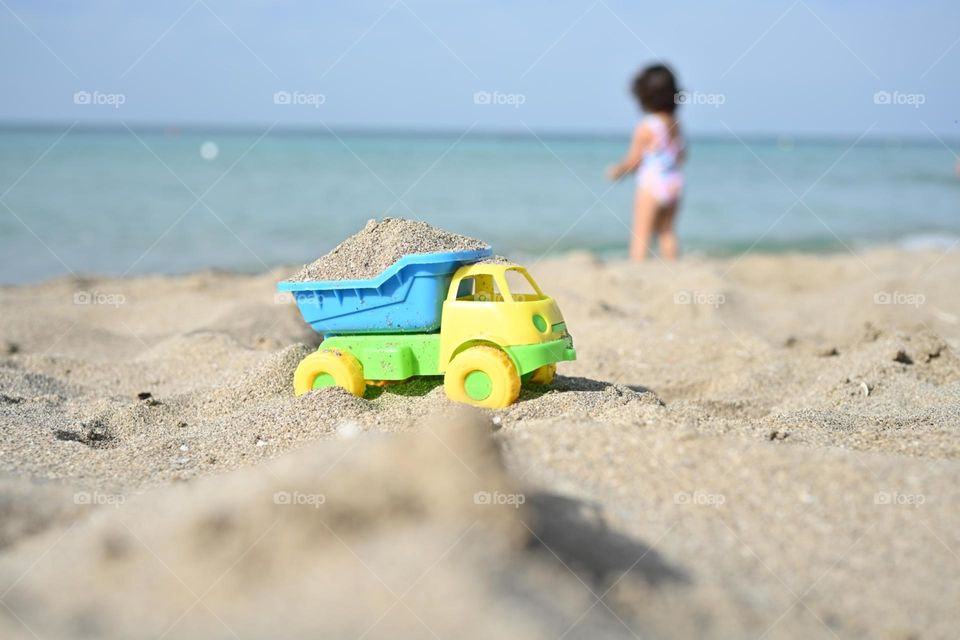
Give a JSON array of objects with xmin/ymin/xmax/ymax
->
[
  {"xmin": 137, "ymin": 391, "xmax": 160, "ymax": 407},
  {"xmin": 287, "ymin": 218, "xmax": 489, "ymax": 282},
  {"xmin": 137, "ymin": 391, "xmax": 161, "ymax": 406},
  {"xmin": 893, "ymin": 349, "xmax": 914, "ymax": 365}
]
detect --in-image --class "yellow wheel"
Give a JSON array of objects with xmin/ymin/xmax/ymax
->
[
  {"xmin": 444, "ymin": 345, "xmax": 521, "ymax": 409},
  {"xmin": 293, "ymin": 349, "xmax": 365, "ymax": 397},
  {"xmin": 528, "ymin": 363, "xmax": 556, "ymax": 385}
]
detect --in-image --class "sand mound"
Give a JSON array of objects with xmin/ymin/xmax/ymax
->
[
  {"xmin": 0, "ymin": 413, "xmax": 645, "ymax": 640},
  {"xmin": 214, "ymin": 343, "xmax": 314, "ymax": 402},
  {"xmin": 287, "ymin": 218, "xmax": 489, "ymax": 282}
]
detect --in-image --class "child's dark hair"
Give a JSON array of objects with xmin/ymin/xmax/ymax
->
[{"xmin": 631, "ymin": 64, "xmax": 679, "ymax": 114}]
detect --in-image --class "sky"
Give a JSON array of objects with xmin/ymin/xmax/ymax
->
[{"xmin": 1, "ymin": 0, "xmax": 958, "ymax": 138}]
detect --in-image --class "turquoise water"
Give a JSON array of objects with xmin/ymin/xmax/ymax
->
[{"xmin": 0, "ymin": 128, "xmax": 957, "ymax": 284}]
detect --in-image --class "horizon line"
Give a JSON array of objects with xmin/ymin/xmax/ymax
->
[{"xmin": 0, "ymin": 120, "xmax": 957, "ymax": 146}]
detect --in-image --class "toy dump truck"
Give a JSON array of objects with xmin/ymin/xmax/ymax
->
[{"xmin": 278, "ymin": 248, "xmax": 576, "ymax": 408}]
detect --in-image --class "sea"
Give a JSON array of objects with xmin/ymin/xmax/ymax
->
[{"xmin": 1, "ymin": 127, "xmax": 957, "ymax": 284}]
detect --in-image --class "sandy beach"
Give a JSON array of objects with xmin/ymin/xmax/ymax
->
[{"xmin": 1, "ymin": 248, "xmax": 959, "ymax": 639}]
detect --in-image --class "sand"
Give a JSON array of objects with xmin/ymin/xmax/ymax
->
[
  {"xmin": 1, "ymin": 247, "xmax": 959, "ymax": 639},
  {"xmin": 287, "ymin": 218, "xmax": 489, "ymax": 282}
]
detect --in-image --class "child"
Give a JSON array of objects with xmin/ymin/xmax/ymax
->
[{"xmin": 607, "ymin": 64, "xmax": 686, "ymax": 261}]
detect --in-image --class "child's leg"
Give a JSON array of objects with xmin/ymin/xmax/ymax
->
[
  {"xmin": 654, "ymin": 200, "xmax": 680, "ymax": 261},
  {"xmin": 630, "ymin": 188, "xmax": 657, "ymax": 262}
]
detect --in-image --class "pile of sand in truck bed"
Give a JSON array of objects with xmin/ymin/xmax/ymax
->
[{"xmin": 288, "ymin": 218, "xmax": 489, "ymax": 282}]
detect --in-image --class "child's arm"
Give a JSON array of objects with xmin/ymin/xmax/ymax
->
[
  {"xmin": 675, "ymin": 124, "xmax": 687, "ymax": 167},
  {"xmin": 606, "ymin": 123, "xmax": 650, "ymax": 181}
]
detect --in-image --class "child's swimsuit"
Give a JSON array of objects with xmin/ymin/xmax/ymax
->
[{"xmin": 636, "ymin": 114, "xmax": 684, "ymax": 205}]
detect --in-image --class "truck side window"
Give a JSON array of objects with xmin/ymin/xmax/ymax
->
[
  {"xmin": 456, "ymin": 277, "xmax": 474, "ymax": 299},
  {"xmin": 455, "ymin": 275, "xmax": 498, "ymax": 302}
]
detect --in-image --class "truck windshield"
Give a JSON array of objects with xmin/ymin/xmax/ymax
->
[
  {"xmin": 454, "ymin": 268, "xmax": 544, "ymax": 303},
  {"xmin": 502, "ymin": 268, "xmax": 543, "ymax": 302}
]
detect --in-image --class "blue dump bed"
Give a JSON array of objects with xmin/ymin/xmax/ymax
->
[{"xmin": 277, "ymin": 248, "xmax": 492, "ymax": 334}]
